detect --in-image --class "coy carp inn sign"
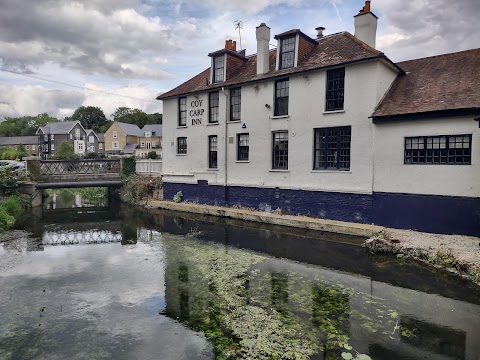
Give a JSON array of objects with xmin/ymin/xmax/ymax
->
[{"xmin": 190, "ymin": 99, "xmax": 204, "ymax": 125}]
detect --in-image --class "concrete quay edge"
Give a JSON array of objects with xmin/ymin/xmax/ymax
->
[{"xmin": 148, "ymin": 200, "xmax": 383, "ymax": 237}]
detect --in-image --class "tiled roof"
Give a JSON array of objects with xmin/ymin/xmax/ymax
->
[
  {"xmin": 97, "ymin": 133, "xmax": 105, "ymax": 142},
  {"xmin": 142, "ymin": 124, "xmax": 163, "ymax": 136},
  {"xmin": 158, "ymin": 32, "xmax": 399, "ymax": 100},
  {"xmin": 373, "ymin": 48, "xmax": 480, "ymax": 118},
  {"xmin": 122, "ymin": 143, "xmax": 137, "ymax": 154},
  {"xmin": 0, "ymin": 136, "xmax": 39, "ymax": 146},
  {"xmin": 37, "ymin": 121, "xmax": 81, "ymax": 134},
  {"xmin": 115, "ymin": 122, "xmax": 143, "ymax": 136}
]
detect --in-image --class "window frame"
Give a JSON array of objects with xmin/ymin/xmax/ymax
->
[
  {"xmin": 230, "ymin": 87, "xmax": 241, "ymax": 122},
  {"xmin": 212, "ymin": 55, "xmax": 225, "ymax": 83},
  {"xmin": 177, "ymin": 137, "xmax": 187, "ymax": 155},
  {"xmin": 279, "ymin": 35, "xmax": 296, "ymax": 70},
  {"xmin": 404, "ymin": 134, "xmax": 472, "ymax": 165},
  {"xmin": 112, "ymin": 142, "xmax": 119, "ymax": 149},
  {"xmin": 209, "ymin": 91, "xmax": 220, "ymax": 124},
  {"xmin": 237, "ymin": 133, "xmax": 249, "ymax": 161},
  {"xmin": 313, "ymin": 126, "xmax": 351, "ymax": 171},
  {"xmin": 113, "ymin": 131, "xmax": 118, "ymax": 139},
  {"xmin": 272, "ymin": 131, "xmax": 288, "ymax": 170},
  {"xmin": 274, "ymin": 79, "xmax": 289, "ymax": 116},
  {"xmin": 325, "ymin": 67, "xmax": 345, "ymax": 112},
  {"xmin": 178, "ymin": 97, "xmax": 187, "ymax": 127},
  {"xmin": 208, "ymin": 135, "xmax": 218, "ymax": 169}
]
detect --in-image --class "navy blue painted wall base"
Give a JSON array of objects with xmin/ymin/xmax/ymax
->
[{"xmin": 163, "ymin": 182, "xmax": 480, "ymax": 236}]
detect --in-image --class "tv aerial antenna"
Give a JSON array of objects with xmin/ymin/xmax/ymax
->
[{"xmin": 234, "ymin": 20, "xmax": 243, "ymax": 50}]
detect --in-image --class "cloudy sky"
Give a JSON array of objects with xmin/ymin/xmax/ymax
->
[{"xmin": 0, "ymin": 0, "xmax": 478, "ymax": 119}]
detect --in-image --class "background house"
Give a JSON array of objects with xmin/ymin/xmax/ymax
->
[
  {"xmin": 36, "ymin": 121, "xmax": 87, "ymax": 159},
  {"xmin": 135, "ymin": 124, "xmax": 163, "ymax": 158},
  {"xmin": 0, "ymin": 136, "xmax": 40, "ymax": 157}
]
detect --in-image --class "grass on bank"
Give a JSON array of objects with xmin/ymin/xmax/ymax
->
[{"xmin": 0, "ymin": 195, "xmax": 30, "ymax": 232}]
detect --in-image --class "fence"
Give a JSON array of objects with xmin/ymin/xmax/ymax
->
[{"xmin": 136, "ymin": 159, "xmax": 162, "ymax": 176}]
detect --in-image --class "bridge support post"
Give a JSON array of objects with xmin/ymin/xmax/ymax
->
[{"xmin": 31, "ymin": 189, "xmax": 43, "ymax": 207}]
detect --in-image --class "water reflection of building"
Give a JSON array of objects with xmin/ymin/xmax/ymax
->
[{"xmin": 163, "ymin": 237, "xmax": 480, "ymax": 360}]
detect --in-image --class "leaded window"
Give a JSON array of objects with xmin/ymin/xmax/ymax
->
[
  {"xmin": 274, "ymin": 79, "xmax": 289, "ymax": 116},
  {"xmin": 272, "ymin": 131, "xmax": 288, "ymax": 169},
  {"xmin": 213, "ymin": 55, "xmax": 224, "ymax": 83},
  {"xmin": 177, "ymin": 137, "xmax": 187, "ymax": 154},
  {"xmin": 325, "ymin": 68, "xmax": 345, "ymax": 111},
  {"xmin": 405, "ymin": 135, "xmax": 471, "ymax": 164},
  {"xmin": 209, "ymin": 92, "xmax": 219, "ymax": 123},
  {"xmin": 279, "ymin": 36, "xmax": 295, "ymax": 69},
  {"xmin": 208, "ymin": 135, "xmax": 218, "ymax": 168},
  {"xmin": 230, "ymin": 87, "xmax": 241, "ymax": 121},
  {"xmin": 237, "ymin": 133, "xmax": 249, "ymax": 161},
  {"xmin": 178, "ymin": 97, "xmax": 187, "ymax": 126},
  {"xmin": 314, "ymin": 126, "xmax": 351, "ymax": 170}
]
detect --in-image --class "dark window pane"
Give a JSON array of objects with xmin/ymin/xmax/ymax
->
[
  {"xmin": 274, "ymin": 80, "xmax": 289, "ymax": 116},
  {"xmin": 230, "ymin": 87, "xmax": 241, "ymax": 121},
  {"xmin": 177, "ymin": 137, "xmax": 187, "ymax": 154},
  {"xmin": 178, "ymin": 97, "xmax": 187, "ymax": 126},
  {"xmin": 213, "ymin": 55, "xmax": 224, "ymax": 83},
  {"xmin": 280, "ymin": 36, "xmax": 295, "ymax": 69},
  {"xmin": 209, "ymin": 92, "xmax": 219, "ymax": 123},
  {"xmin": 272, "ymin": 131, "xmax": 288, "ymax": 169},
  {"xmin": 404, "ymin": 134, "xmax": 471, "ymax": 165},
  {"xmin": 237, "ymin": 133, "xmax": 249, "ymax": 161},
  {"xmin": 325, "ymin": 68, "xmax": 345, "ymax": 111},
  {"xmin": 313, "ymin": 126, "xmax": 351, "ymax": 170},
  {"xmin": 208, "ymin": 135, "xmax": 217, "ymax": 168}
]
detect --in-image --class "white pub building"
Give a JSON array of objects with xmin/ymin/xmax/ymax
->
[{"xmin": 158, "ymin": 1, "xmax": 480, "ymax": 236}]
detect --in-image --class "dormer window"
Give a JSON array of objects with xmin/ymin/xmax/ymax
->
[
  {"xmin": 213, "ymin": 55, "xmax": 225, "ymax": 83},
  {"xmin": 279, "ymin": 36, "xmax": 295, "ymax": 69}
]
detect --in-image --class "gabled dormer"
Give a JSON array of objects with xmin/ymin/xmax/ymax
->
[
  {"xmin": 274, "ymin": 29, "xmax": 317, "ymax": 70},
  {"xmin": 208, "ymin": 40, "xmax": 248, "ymax": 84}
]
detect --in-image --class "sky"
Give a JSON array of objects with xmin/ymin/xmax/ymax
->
[{"xmin": 0, "ymin": 0, "xmax": 478, "ymax": 119}]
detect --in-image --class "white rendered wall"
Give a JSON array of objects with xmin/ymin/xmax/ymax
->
[
  {"xmin": 162, "ymin": 59, "xmax": 398, "ymax": 194},
  {"xmin": 373, "ymin": 116, "xmax": 480, "ymax": 197}
]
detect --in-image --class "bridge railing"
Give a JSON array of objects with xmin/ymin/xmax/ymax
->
[{"xmin": 40, "ymin": 159, "xmax": 121, "ymax": 175}]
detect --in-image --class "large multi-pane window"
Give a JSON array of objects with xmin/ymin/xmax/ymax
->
[
  {"xmin": 237, "ymin": 133, "xmax": 249, "ymax": 161},
  {"xmin": 178, "ymin": 97, "xmax": 187, "ymax": 126},
  {"xmin": 274, "ymin": 79, "xmax": 289, "ymax": 116},
  {"xmin": 279, "ymin": 36, "xmax": 295, "ymax": 69},
  {"xmin": 177, "ymin": 137, "xmax": 187, "ymax": 154},
  {"xmin": 404, "ymin": 134, "xmax": 471, "ymax": 164},
  {"xmin": 313, "ymin": 126, "xmax": 351, "ymax": 170},
  {"xmin": 208, "ymin": 135, "xmax": 218, "ymax": 168},
  {"xmin": 230, "ymin": 87, "xmax": 241, "ymax": 121},
  {"xmin": 325, "ymin": 68, "xmax": 345, "ymax": 111},
  {"xmin": 213, "ymin": 55, "xmax": 225, "ymax": 83},
  {"xmin": 209, "ymin": 92, "xmax": 219, "ymax": 123},
  {"xmin": 272, "ymin": 131, "xmax": 288, "ymax": 169}
]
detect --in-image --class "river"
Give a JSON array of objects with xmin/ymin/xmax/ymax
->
[{"xmin": 0, "ymin": 196, "xmax": 479, "ymax": 360}]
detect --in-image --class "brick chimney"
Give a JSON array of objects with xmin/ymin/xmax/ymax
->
[
  {"xmin": 256, "ymin": 23, "xmax": 270, "ymax": 75},
  {"xmin": 354, "ymin": 0, "xmax": 378, "ymax": 48},
  {"xmin": 225, "ymin": 39, "xmax": 237, "ymax": 51}
]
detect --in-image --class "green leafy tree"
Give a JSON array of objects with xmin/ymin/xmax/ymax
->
[
  {"xmin": 112, "ymin": 107, "xmax": 161, "ymax": 128},
  {"xmin": 1, "ymin": 147, "xmax": 19, "ymax": 160},
  {"xmin": 0, "ymin": 113, "xmax": 59, "ymax": 136},
  {"xmin": 56, "ymin": 140, "xmax": 76, "ymax": 160},
  {"xmin": 68, "ymin": 106, "xmax": 107, "ymax": 132},
  {"xmin": 16, "ymin": 144, "xmax": 26, "ymax": 159}
]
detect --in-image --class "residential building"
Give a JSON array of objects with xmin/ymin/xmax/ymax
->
[
  {"xmin": 97, "ymin": 133, "xmax": 105, "ymax": 153},
  {"xmin": 0, "ymin": 136, "xmax": 41, "ymax": 157},
  {"xmin": 36, "ymin": 121, "xmax": 88, "ymax": 159},
  {"xmin": 104, "ymin": 122, "xmax": 143, "ymax": 155},
  {"xmin": 157, "ymin": 1, "xmax": 479, "ymax": 236},
  {"xmin": 85, "ymin": 129, "xmax": 101, "ymax": 154},
  {"xmin": 135, "ymin": 124, "xmax": 163, "ymax": 158}
]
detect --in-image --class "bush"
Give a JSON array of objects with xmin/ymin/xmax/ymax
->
[
  {"xmin": 0, "ymin": 166, "xmax": 26, "ymax": 195},
  {"xmin": 121, "ymin": 175, "xmax": 162, "ymax": 205},
  {"xmin": 84, "ymin": 152, "xmax": 99, "ymax": 159},
  {"xmin": 122, "ymin": 157, "xmax": 136, "ymax": 178},
  {"xmin": 146, "ymin": 151, "xmax": 158, "ymax": 159},
  {"xmin": 0, "ymin": 207, "xmax": 15, "ymax": 231},
  {"xmin": 2, "ymin": 196, "xmax": 24, "ymax": 218}
]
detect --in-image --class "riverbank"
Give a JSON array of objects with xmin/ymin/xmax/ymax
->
[
  {"xmin": 147, "ymin": 200, "xmax": 480, "ymax": 286},
  {"xmin": 0, "ymin": 195, "xmax": 30, "ymax": 233}
]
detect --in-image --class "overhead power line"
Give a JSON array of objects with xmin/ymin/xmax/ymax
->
[{"xmin": 0, "ymin": 68, "xmax": 159, "ymax": 104}]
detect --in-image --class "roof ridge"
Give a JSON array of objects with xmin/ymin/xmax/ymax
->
[{"xmin": 399, "ymin": 47, "xmax": 480, "ymax": 64}]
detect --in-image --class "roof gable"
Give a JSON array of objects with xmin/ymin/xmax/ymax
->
[{"xmin": 114, "ymin": 122, "xmax": 143, "ymax": 136}]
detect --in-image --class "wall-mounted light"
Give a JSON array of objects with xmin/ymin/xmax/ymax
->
[{"xmin": 265, "ymin": 104, "xmax": 271, "ymax": 108}]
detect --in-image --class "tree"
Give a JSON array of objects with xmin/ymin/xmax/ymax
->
[
  {"xmin": 69, "ymin": 106, "xmax": 107, "ymax": 133},
  {"xmin": 0, "ymin": 113, "xmax": 59, "ymax": 137},
  {"xmin": 112, "ymin": 107, "xmax": 161, "ymax": 128},
  {"xmin": 16, "ymin": 144, "xmax": 26, "ymax": 159},
  {"xmin": 56, "ymin": 140, "xmax": 76, "ymax": 160},
  {"xmin": 1, "ymin": 147, "xmax": 19, "ymax": 160}
]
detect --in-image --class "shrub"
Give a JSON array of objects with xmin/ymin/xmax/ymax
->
[
  {"xmin": 84, "ymin": 152, "xmax": 99, "ymax": 159},
  {"xmin": 120, "ymin": 175, "xmax": 162, "ymax": 205},
  {"xmin": 122, "ymin": 157, "xmax": 136, "ymax": 178},
  {"xmin": 0, "ymin": 207, "xmax": 15, "ymax": 231},
  {"xmin": 0, "ymin": 166, "xmax": 26, "ymax": 195},
  {"xmin": 2, "ymin": 196, "xmax": 24, "ymax": 218},
  {"xmin": 146, "ymin": 151, "xmax": 158, "ymax": 159}
]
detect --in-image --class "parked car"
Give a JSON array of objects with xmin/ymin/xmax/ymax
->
[{"xmin": 0, "ymin": 160, "xmax": 25, "ymax": 170}]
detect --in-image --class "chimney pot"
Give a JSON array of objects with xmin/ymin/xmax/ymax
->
[
  {"xmin": 315, "ymin": 26, "xmax": 325, "ymax": 38},
  {"xmin": 232, "ymin": 40, "xmax": 237, "ymax": 51}
]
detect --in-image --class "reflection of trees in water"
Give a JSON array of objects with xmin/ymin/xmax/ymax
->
[
  {"xmin": 44, "ymin": 188, "xmax": 108, "ymax": 209},
  {"xmin": 163, "ymin": 236, "xmax": 413, "ymax": 360}
]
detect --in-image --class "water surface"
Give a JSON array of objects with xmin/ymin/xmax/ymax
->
[{"xmin": 0, "ymin": 203, "xmax": 479, "ymax": 360}]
